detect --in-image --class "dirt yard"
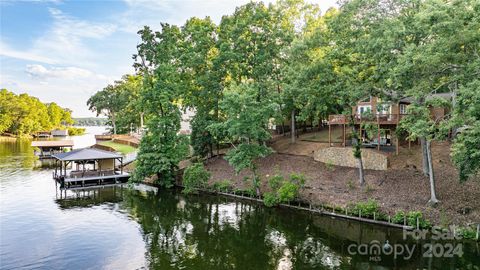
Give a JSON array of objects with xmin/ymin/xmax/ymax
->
[{"xmin": 205, "ymin": 138, "xmax": 480, "ymax": 227}]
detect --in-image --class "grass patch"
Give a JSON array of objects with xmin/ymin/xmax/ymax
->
[{"xmin": 97, "ymin": 140, "xmax": 136, "ymax": 155}]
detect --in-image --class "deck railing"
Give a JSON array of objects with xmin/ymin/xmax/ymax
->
[{"xmin": 328, "ymin": 114, "xmax": 407, "ymax": 125}]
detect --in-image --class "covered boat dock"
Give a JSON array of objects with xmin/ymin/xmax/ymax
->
[
  {"xmin": 52, "ymin": 148, "xmax": 129, "ymax": 188},
  {"xmin": 31, "ymin": 140, "xmax": 74, "ymax": 159}
]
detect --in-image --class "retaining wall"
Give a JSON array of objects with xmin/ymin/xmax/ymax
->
[{"xmin": 314, "ymin": 147, "xmax": 388, "ymax": 170}]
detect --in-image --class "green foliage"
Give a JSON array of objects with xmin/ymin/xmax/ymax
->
[
  {"xmin": 263, "ymin": 192, "xmax": 280, "ymax": 207},
  {"xmin": 182, "ymin": 163, "xmax": 211, "ymax": 194},
  {"xmin": 350, "ymin": 199, "xmax": 379, "ymax": 218},
  {"xmin": 451, "ymin": 82, "xmax": 480, "ymax": 182},
  {"xmin": 87, "ymin": 75, "xmax": 143, "ymax": 134},
  {"xmin": 263, "ymin": 173, "xmax": 306, "ymax": 207},
  {"xmin": 66, "ymin": 127, "xmax": 85, "ymax": 136},
  {"xmin": 209, "ymin": 83, "xmax": 276, "ymax": 195},
  {"xmin": 212, "ymin": 179, "xmax": 233, "ymax": 192},
  {"xmin": 458, "ymin": 227, "xmax": 477, "ymax": 240},
  {"xmin": 234, "ymin": 187, "xmax": 256, "ymax": 197},
  {"xmin": 392, "ymin": 210, "xmax": 432, "ymax": 229},
  {"xmin": 277, "ymin": 181, "xmax": 300, "ymax": 203},
  {"xmin": 0, "ymin": 89, "xmax": 73, "ymax": 136},
  {"xmin": 132, "ymin": 24, "xmax": 190, "ymax": 187}
]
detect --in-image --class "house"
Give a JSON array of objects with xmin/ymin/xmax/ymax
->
[{"xmin": 328, "ymin": 93, "xmax": 453, "ymax": 154}]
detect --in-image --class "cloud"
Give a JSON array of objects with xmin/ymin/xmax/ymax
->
[
  {"xmin": 0, "ymin": 41, "xmax": 56, "ymax": 64},
  {"xmin": 118, "ymin": 0, "xmax": 338, "ymax": 34},
  {"xmin": 1, "ymin": 8, "xmax": 117, "ymax": 67},
  {"xmin": 25, "ymin": 64, "xmax": 93, "ymax": 79}
]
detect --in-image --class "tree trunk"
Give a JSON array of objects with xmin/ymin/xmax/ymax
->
[
  {"xmin": 291, "ymin": 110, "xmax": 296, "ymax": 143},
  {"xmin": 420, "ymin": 137, "xmax": 429, "ymax": 176},
  {"xmin": 357, "ymin": 156, "xmax": 365, "ymax": 186},
  {"xmin": 111, "ymin": 113, "xmax": 117, "ymax": 135},
  {"xmin": 426, "ymin": 140, "xmax": 439, "ymax": 204},
  {"xmin": 140, "ymin": 112, "xmax": 144, "ymax": 128},
  {"xmin": 350, "ymin": 122, "xmax": 365, "ymax": 186}
]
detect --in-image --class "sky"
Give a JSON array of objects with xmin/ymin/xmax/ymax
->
[{"xmin": 0, "ymin": 0, "xmax": 337, "ymax": 117}]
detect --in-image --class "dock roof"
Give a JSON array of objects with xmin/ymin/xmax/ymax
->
[
  {"xmin": 52, "ymin": 148, "xmax": 122, "ymax": 161},
  {"xmin": 31, "ymin": 140, "xmax": 74, "ymax": 147}
]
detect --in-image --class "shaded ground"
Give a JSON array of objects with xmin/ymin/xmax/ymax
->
[{"xmin": 205, "ymin": 139, "xmax": 480, "ymax": 227}]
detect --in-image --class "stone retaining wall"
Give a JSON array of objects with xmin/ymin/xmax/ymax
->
[{"xmin": 313, "ymin": 147, "xmax": 388, "ymax": 170}]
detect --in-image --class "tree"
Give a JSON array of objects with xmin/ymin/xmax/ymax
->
[
  {"xmin": 179, "ymin": 17, "xmax": 222, "ymax": 157},
  {"xmin": 208, "ymin": 83, "xmax": 276, "ymax": 196},
  {"xmin": 132, "ymin": 24, "xmax": 189, "ymax": 186},
  {"xmin": 0, "ymin": 89, "xmax": 72, "ymax": 136},
  {"xmin": 87, "ymin": 85, "xmax": 123, "ymax": 134},
  {"xmin": 451, "ymin": 82, "xmax": 480, "ymax": 182}
]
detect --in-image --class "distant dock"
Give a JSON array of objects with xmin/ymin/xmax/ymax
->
[{"xmin": 31, "ymin": 140, "xmax": 74, "ymax": 159}]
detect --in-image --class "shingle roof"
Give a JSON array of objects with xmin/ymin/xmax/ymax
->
[{"xmin": 52, "ymin": 148, "xmax": 122, "ymax": 161}]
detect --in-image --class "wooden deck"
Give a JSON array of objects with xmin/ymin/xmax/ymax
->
[
  {"xmin": 328, "ymin": 114, "xmax": 406, "ymax": 125},
  {"xmin": 54, "ymin": 171, "xmax": 130, "ymax": 188}
]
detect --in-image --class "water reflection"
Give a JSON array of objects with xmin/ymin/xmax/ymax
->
[
  {"xmin": 53, "ymin": 186, "xmax": 480, "ymax": 270},
  {"xmin": 2, "ymin": 128, "xmax": 480, "ymax": 270}
]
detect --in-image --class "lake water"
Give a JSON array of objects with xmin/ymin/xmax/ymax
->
[{"xmin": 1, "ymin": 127, "xmax": 479, "ymax": 269}]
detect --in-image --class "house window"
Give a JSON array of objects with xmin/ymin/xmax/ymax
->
[
  {"xmin": 358, "ymin": 105, "xmax": 371, "ymax": 115},
  {"xmin": 377, "ymin": 104, "xmax": 390, "ymax": 115},
  {"xmin": 399, "ymin": 104, "xmax": 408, "ymax": 114}
]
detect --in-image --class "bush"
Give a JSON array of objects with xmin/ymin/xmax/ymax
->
[
  {"xmin": 351, "ymin": 199, "xmax": 379, "ymax": 218},
  {"xmin": 182, "ymin": 163, "xmax": 210, "ymax": 194},
  {"xmin": 289, "ymin": 173, "xmax": 306, "ymax": 187},
  {"xmin": 392, "ymin": 210, "xmax": 431, "ymax": 228},
  {"xmin": 212, "ymin": 179, "xmax": 232, "ymax": 192},
  {"xmin": 277, "ymin": 182, "xmax": 299, "ymax": 203},
  {"xmin": 263, "ymin": 173, "xmax": 306, "ymax": 207},
  {"xmin": 392, "ymin": 211, "xmax": 406, "ymax": 224},
  {"xmin": 263, "ymin": 192, "xmax": 280, "ymax": 207},
  {"xmin": 268, "ymin": 174, "xmax": 283, "ymax": 190}
]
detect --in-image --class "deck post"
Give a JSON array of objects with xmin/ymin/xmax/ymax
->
[
  {"xmin": 377, "ymin": 117, "xmax": 380, "ymax": 151},
  {"xmin": 120, "ymin": 158, "xmax": 123, "ymax": 174},
  {"xmin": 328, "ymin": 124, "xmax": 331, "ymax": 147},
  {"xmin": 343, "ymin": 123, "xmax": 346, "ymax": 147},
  {"xmin": 396, "ymin": 136, "xmax": 399, "ymax": 155}
]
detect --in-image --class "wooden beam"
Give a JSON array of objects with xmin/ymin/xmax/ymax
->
[
  {"xmin": 377, "ymin": 116, "xmax": 381, "ymax": 151},
  {"xmin": 328, "ymin": 124, "xmax": 332, "ymax": 147},
  {"xmin": 396, "ymin": 136, "xmax": 399, "ymax": 155},
  {"xmin": 343, "ymin": 123, "xmax": 346, "ymax": 147}
]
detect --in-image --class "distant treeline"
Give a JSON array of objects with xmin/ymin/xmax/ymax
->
[
  {"xmin": 0, "ymin": 89, "xmax": 75, "ymax": 137},
  {"xmin": 73, "ymin": 117, "xmax": 108, "ymax": 126}
]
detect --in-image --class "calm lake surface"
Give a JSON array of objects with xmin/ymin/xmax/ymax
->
[{"xmin": 1, "ymin": 127, "xmax": 479, "ymax": 269}]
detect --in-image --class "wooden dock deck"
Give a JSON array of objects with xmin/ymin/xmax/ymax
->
[{"xmin": 54, "ymin": 172, "xmax": 130, "ymax": 188}]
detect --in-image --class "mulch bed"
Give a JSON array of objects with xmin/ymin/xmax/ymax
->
[{"xmin": 205, "ymin": 141, "xmax": 480, "ymax": 227}]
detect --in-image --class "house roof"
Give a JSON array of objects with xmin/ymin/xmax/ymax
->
[
  {"xmin": 52, "ymin": 148, "xmax": 122, "ymax": 161},
  {"xmin": 31, "ymin": 140, "xmax": 74, "ymax": 147}
]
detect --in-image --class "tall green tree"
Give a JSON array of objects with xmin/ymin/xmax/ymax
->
[
  {"xmin": 209, "ymin": 83, "xmax": 276, "ymax": 196},
  {"xmin": 132, "ymin": 24, "xmax": 189, "ymax": 186},
  {"xmin": 88, "ymin": 74, "xmax": 143, "ymax": 134},
  {"xmin": 179, "ymin": 17, "xmax": 221, "ymax": 157}
]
